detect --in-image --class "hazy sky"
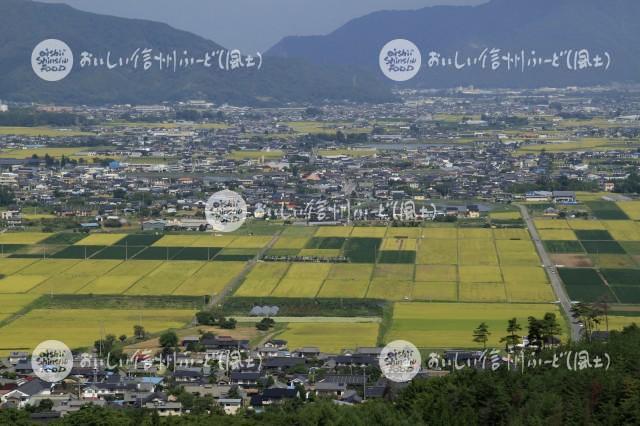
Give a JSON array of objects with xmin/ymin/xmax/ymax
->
[{"xmin": 38, "ymin": 0, "xmax": 485, "ymax": 52}]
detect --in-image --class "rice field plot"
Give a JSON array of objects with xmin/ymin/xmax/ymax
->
[
  {"xmin": 490, "ymin": 211, "xmax": 521, "ymax": 220},
  {"xmin": 296, "ymin": 249, "xmax": 341, "ymax": 257},
  {"xmin": 601, "ymin": 269, "xmax": 640, "ymax": 304},
  {"xmin": 0, "ymin": 294, "xmax": 40, "ymax": 321},
  {"xmin": 534, "ymin": 219, "xmax": 571, "ymax": 230},
  {"xmin": 378, "ymin": 251, "xmax": 416, "ymax": 264},
  {"xmin": 422, "ymin": 228, "xmax": 458, "ymax": 239},
  {"xmin": 131, "ymin": 247, "xmax": 185, "ymax": 260},
  {"xmin": 459, "ymin": 282, "xmax": 506, "ymax": 302},
  {"xmin": 49, "ymin": 245, "xmax": 106, "ymax": 259},
  {"xmin": 270, "ymin": 264, "xmax": 332, "ymax": 298},
  {"xmin": 501, "ymin": 266, "xmax": 554, "ymax": 302},
  {"xmin": 366, "ymin": 280, "xmax": 413, "ymax": 300},
  {"xmin": 0, "ymin": 233, "xmax": 51, "ymax": 245},
  {"xmin": 616, "ymin": 202, "xmax": 640, "ymax": 220},
  {"xmin": 343, "ymin": 238, "xmax": 381, "ymax": 263},
  {"xmin": 152, "ymin": 235, "xmax": 200, "ymax": 247},
  {"xmin": 74, "ymin": 234, "xmax": 128, "ymax": 246},
  {"xmin": 607, "ymin": 315, "xmax": 640, "ymax": 331},
  {"xmin": 493, "ymin": 228, "xmax": 530, "ymax": 240},
  {"xmin": 314, "ymin": 227, "xmax": 352, "ymax": 237},
  {"xmin": 218, "ymin": 248, "xmax": 259, "ymax": 257},
  {"xmin": 0, "ymin": 275, "xmax": 48, "ymax": 293},
  {"xmin": 543, "ymin": 241, "xmax": 585, "ymax": 253},
  {"xmin": 15, "ymin": 259, "xmax": 79, "ymax": 275},
  {"xmin": 114, "ymin": 234, "xmax": 163, "ymax": 246},
  {"xmin": 264, "ymin": 249, "xmax": 300, "ymax": 257},
  {"xmin": 276, "ymin": 322, "xmax": 379, "ymax": 353},
  {"xmin": 585, "ymin": 201, "xmax": 629, "ymax": 220},
  {"xmin": 619, "ymin": 242, "xmax": 640, "ymax": 256},
  {"xmin": 590, "ymin": 254, "xmax": 636, "ymax": 269},
  {"xmin": 557, "ymin": 268, "xmax": 616, "ymax": 303},
  {"xmin": 63, "ymin": 259, "xmax": 122, "ymax": 276},
  {"xmin": 172, "ymin": 247, "xmax": 218, "ymax": 261},
  {"xmin": 272, "ymin": 237, "xmax": 309, "ymax": 250},
  {"xmin": 40, "ymin": 233, "xmax": 86, "ymax": 245},
  {"xmin": 74, "ymin": 260, "xmax": 156, "ymax": 294},
  {"xmin": 458, "ymin": 228, "xmax": 493, "ymax": 239},
  {"xmin": 173, "ymin": 262, "xmax": 246, "ymax": 295},
  {"xmin": 385, "ymin": 227, "xmax": 421, "ymax": 238},
  {"xmin": 538, "ymin": 229, "xmax": 578, "ymax": 241},
  {"xmin": 103, "ymin": 260, "xmax": 162, "ymax": 277},
  {"xmin": 226, "ymin": 236, "xmax": 272, "ymax": 249},
  {"xmin": 214, "ymin": 254, "xmax": 257, "ymax": 262},
  {"xmin": 29, "ymin": 274, "xmax": 97, "ymax": 295},
  {"xmin": 234, "ymin": 263, "xmax": 290, "ymax": 297},
  {"xmin": 581, "ymin": 241, "xmax": 626, "ymax": 254},
  {"xmin": 458, "ymin": 266, "xmax": 502, "ymax": 283},
  {"xmin": 326, "ymin": 264, "xmax": 373, "ymax": 281},
  {"xmin": 411, "ymin": 282, "xmax": 457, "ymax": 301},
  {"xmin": 350, "ymin": 227, "xmax": 387, "ymax": 238},
  {"xmin": 126, "ymin": 261, "xmax": 205, "ymax": 295},
  {"xmin": 610, "ymin": 287, "xmax": 640, "ymax": 304},
  {"xmin": 0, "ymin": 309, "xmax": 195, "ymax": 354},
  {"xmin": 496, "ymin": 240, "xmax": 539, "ymax": 265},
  {"xmin": 387, "ymin": 302, "xmax": 566, "ymax": 349},
  {"xmin": 280, "ymin": 226, "xmax": 317, "ymax": 237},
  {"xmin": 0, "ymin": 259, "xmax": 39, "ymax": 275},
  {"xmin": 0, "ymin": 245, "xmax": 26, "ymax": 256},
  {"xmin": 574, "ymin": 230, "xmax": 614, "ymax": 241},
  {"xmin": 373, "ymin": 264, "xmax": 414, "ymax": 281},
  {"xmin": 190, "ymin": 235, "xmax": 236, "ymax": 248},
  {"xmin": 305, "ymin": 237, "xmax": 345, "ymax": 250},
  {"xmin": 380, "ymin": 238, "xmax": 417, "ymax": 251},
  {"xmin": 91, "ymin": 246, "xmax": 147, "ymax": 260},
  {"xmin": 317, "ymin": 280, "xmax": 370, "ymax": 298},
  {"xmin": 416, "ymin": 239, "xmax": 457, "ymax": 264},
  {"xmin": 458, "ymin": 239, "xmax": 498, "ymax": 265},
  {"xmin": 415, "ymin": 265, "xmax": 457, "ymax": 282},
  {"xmin": 602, "ymin": 221, "xmax": 640, "ymax": 241},
  {"xmin": 80, "ymin": 276, "xmax": 144, "ymax": 295},
  {"xmin": 568, "ymin": 220, "xmax": 606, "ymax": 231}
]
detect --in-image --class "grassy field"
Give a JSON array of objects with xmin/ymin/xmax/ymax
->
[
  {"xmin": 0, "ymin": 233, "xmax": 51, "ymax": 244},
  {"xmin": 317, "ymin": 149, "xmax": 376, "ymax": 158},
  {"xmin": 276, "ymin": 322, "xmax": 379, "ymax": 353},
  {"xmin": 234, "ymin": 263, "xmax": 290, "ymax": 297},
  {"xmin": 387, "ymin": 302, "xmax": 567, "ymax": 349},
  {"xmin": 515, "ymin": 138, "xmax": 639, "ymax": 155},
  {"xmin": 227, "ymin": 150, "xmax": 284, "ymax": 160},
  {"xmin": 0, "ymin": 293, "xmax": 40, "ymax": 321},
  {"xmin": 0, "ymin": 308, "xmax": 195, "ymax": 355},
  {"xmin": 75, "ymin": 234, "xmax": 127, "ymax": 246},
  {"xmin": 0, "ymin": 127, "xmax": 93, "ymax": 137}
]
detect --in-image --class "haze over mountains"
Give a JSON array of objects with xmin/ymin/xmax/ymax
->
[
  {"xmin": 0, "ymin": 0, "xmax": 392, "ymax": 105},
  {"xmin": 2, "ymin": 0, "xmax": 640, "ymax": 106},
  {"xmin": 269, "ymin": 0, "xmax": 640, "ymax": 88}
]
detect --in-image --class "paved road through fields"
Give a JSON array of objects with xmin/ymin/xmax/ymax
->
[{"xmin": 517, "ymin": 204, "xmax": 582, "ymax": 341}]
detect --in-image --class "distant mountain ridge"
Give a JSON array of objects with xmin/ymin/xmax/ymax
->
[
  {"xmin": 268, "ymin": 0, "xmax": 640, "ymax": 88},
  {"xmin": 0, "ymin": 0, "xmax": 393, "ymax": 105}
]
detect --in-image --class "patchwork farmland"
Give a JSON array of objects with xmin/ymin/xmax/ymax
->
[
  {"xmin": 534, "ymin": 200, "xmax": 640, "ymax": 307},
  {"xmin": 2, "ymin": 205, "xmax": 639, "ymax": 353},
  {"xmin": 234, "ymin": 223, "xmax": 554, "ymax": 303}
]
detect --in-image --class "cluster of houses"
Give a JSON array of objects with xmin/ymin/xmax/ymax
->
[
  {"xmin": 1, "ymin": 88, "xmax": 639, "ymax": 230},
  {"xmin": 1, "ymin": 331, "xmax": 527, "ymax": 419}
]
